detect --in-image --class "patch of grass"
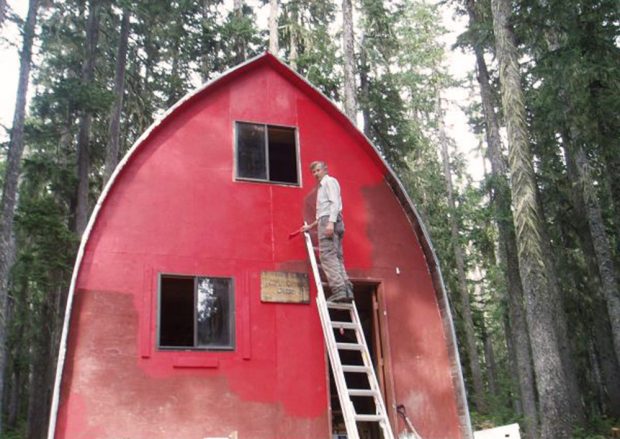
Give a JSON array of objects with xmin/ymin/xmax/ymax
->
[{"xmin": 572, "ymin": 416, "xmax": 619, "ymax": 439}]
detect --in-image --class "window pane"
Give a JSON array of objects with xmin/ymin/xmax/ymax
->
[
  {"xmin": 196, "ymin": 277, "xmax": 233, "ymax": 348},
  {"xmin": 268, "ymin": 126, "xmax": 298, "ymax": 184},
  {"xmin": 237, "ymin": 123, "xmax": 267, "ymax": 180},
  {"xmin": 160, "ymin": 276, "xmax": 195, "ymax": 347}
]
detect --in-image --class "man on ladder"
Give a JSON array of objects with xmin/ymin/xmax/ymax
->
[
  {"xmin": 301, "ymin": 161, "xmax": 353, "ymax": 303},
  {"xmin": 296, "ymin": 161, "xmax": 397, "ymax": 439}
]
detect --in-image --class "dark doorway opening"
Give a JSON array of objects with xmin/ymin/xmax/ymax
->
[{"xmin": 328, "ymin": 282, "xmax": 385, "ymax": 439}]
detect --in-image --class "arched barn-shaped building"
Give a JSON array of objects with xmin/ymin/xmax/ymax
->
[{"xmin": 49, "ymin": 53, "xmax": 472, "ymax": 439}]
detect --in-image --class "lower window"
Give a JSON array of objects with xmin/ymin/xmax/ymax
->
[{"xmin": 159, "ymin": 274, "xmax": 234, "ymax": 350}]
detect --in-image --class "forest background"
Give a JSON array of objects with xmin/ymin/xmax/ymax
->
[{"xmin": 0, "ymin": 0, "xmax": 618, "ymax": 438}]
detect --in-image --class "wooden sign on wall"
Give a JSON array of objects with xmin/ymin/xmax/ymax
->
[{"xmin": 260, "ymin": 271, "xmax": 310, "ymax": 303}]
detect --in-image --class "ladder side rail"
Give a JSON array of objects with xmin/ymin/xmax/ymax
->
[
  {"xmin": 302, "ymin": 230, "xmax": 326, "ymax": 303},
  {"xmin": 349, "ymin": 300, "xmax": 396, "ymax": 439},
  {"xmin": 317, "ymin": 298, "xmax": 360, "ymax": 439},
  {"xmin": 303, "ymin": 231, "xmax": 360, "ymax": 439}
]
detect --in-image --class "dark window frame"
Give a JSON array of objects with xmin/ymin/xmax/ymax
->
[
  {"xmin": 157, "ymin": 273, "xmax": 235, "ymax": 351},
  {"xmin": 234, "ymin": 121, "xmax": 301, "ymax": 186}
]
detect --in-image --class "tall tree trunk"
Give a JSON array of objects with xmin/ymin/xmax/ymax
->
[
  {"xmin": 26, "ymin": 300, "xmax": 53, "ymax": 438},
  {"xmin": 74, "ymin": 0, "xmax": 101, "ymax": 236},
  {"xmin": 491, "ymin": 0, "xmax": 575, "ymax": 436},
  {"xmin": 470, "ymin": 212, "xmax": 498, "ymax": 403},
  {"xmin": 0, "ymin": 0, "xmax": 40, "ymax": 434},
  {"xmin": 202, "ymin": 1, "xmax": 209, "ymax": 82},
  {"xmin": 7, "ymin": 370, "xmax": 20, "ymax": 429},
  {"xmin": 287, "ymin": 2, "xmax": 298, "ymax": 70},
  {"xmin": 585, "ymin": 338, "xmax": 604, "ymax": 415},
  {"xmin": 466, "ymin": 1, "xmax": 538, "ymax": 433},
  {"xmin": 536, "ymin": 187, "xmax": 585, "ymax": 423},
  {"xmin": 103, "ymin": 8, "xmax": 130, "ymax": 185},
  {"xmin": 269, "ymin": 0, "xmax": 279, "ymax": 54},
  {"xmin": 563, "ymin": 141, "xmax": 620, "ymax": 417},
  {"xmin": 167, "ymin": 39, "xmax": 181, "ymax": 108},
  {"xmin": 289, "ymin": 23, "xmax": 297, "ymax": 69},
  {"xmin": 359, "ymin": 35, "xmax": 371, "ymax": 138},
  {"xmin": 583, "ymin": 265, "xmax": 620, "ymax": 418},
  {"xmin": 479, "ymin": 72, "xmax": 539, "ymax": 438},
  {"xmin": 233, "ymin": 0, "xmax": 246, "ymax": 63},
  {"xmin": 342, "ymin": 0, "xmax": 356, "ymax": 120},
  {"xmin": 480, "ymin": 319, "xmax": 498, "ymax": 399},
  {"xmin": 51, "ymin": 281, "xmax": 68, "ymax": 367},
  {"xmin": 602, "ymin": 144, "xmax": 620, "ymax": 245},
  {"xmin": 0, "ymin": 0, "xmax": 6, "ymax": 28},
  {"xmin": 140, "ymin": 26, "xmax": 158, "ymax": 134},
  {"xmin": 201, "ymin": 0, "xmax": 215, "ymax": 82},
  {"xmin": 502, "ymin": 312, "xmax": 523, "ymax": 414},
  {"xmin": 438, "ymin": 99, "xmax": 487, "ymax": 413},
  {"xmin": 573, "ymin": 144, "xmax": 620, "ymax": 365}
]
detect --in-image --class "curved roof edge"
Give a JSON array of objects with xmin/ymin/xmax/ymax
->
[{"xmin": 48, "ymin": 52, "xmax": 472, "ymax": 439}]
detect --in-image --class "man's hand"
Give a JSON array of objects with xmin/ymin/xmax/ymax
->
[
  {"xmin": 324, "ymin": 221, "xmax": 335, "ymax": 237},
  {"xmin": 301, "ymin": 221, "xmax": 316, "ymax": 233}
]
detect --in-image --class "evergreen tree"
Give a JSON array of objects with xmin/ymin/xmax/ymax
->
[
  {"xmin": 459, "ymin": 0, "xmax": 538, "ymax": 434},
  {"xmin": 103, "ymin": 7, "xmax": 130, "ymax": 184},
  {"xmin": 438, "ymin": 96, "xmax": 487, "ymax": 413},
  {"xmin": 490, "ymin": 0, "xmax": 577, "ymax": 435},
  {"xmin": 74, "ymin": 0, "xmax": 103, "ymax": 236},
  {"xmin": 0, "ymin": 0, "xmax": 41, "ymax": 433},
  {"xmin": 279, "ymin": 0, "xmax": 341, "ymax": 100}
]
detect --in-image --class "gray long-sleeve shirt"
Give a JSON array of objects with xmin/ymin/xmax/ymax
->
[{"xmin": 316, "ymin": 174, "xmax": 342, "ymax": 222}]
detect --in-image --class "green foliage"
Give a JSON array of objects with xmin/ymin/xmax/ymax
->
[
  {"xmin": 458, "ymin": 0, "xmax": 620, "ymax": 430},
  {"xmin": 279, "ymin": 0, "xmax": 341, "ymax": 100},
  {"xmin": 453, "ymin": 0, "xmax": 495, "ymax": 53},
  {"xmin": 572, "ymin": 417, "xmax": 620, "ymax": 439},
  {"xmin": 218, "ymin": 2, "xmax": 263, "ymax": 68},
  {"xmin": 359, "ymin": 0, "xmax": 451, "ymax": 173},
  {"xmin": 470, "ymin": 404, "xmax": 523, "ymax": 432},
  {"xmin": 2, "ymin": 421, "xmax": 27, "ymax": 439}
]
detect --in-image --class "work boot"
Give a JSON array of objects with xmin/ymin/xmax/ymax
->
[
  {"xmin": 345, "ymin": 281, "xmax": 354, "ymax": 302},
  {"xmin": 344, "ymin": 289, "xmax": 354, "ymax": 302}
]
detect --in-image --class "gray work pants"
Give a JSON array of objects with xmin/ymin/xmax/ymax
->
[{"xmin": 318, "ymin": 215, "xmax": 350, "ymax": 295}]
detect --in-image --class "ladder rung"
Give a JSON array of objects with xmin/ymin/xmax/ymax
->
[
  {"xmin": 348, "ymin": 389, "xmax": 378, "ymax": 397},
  {"xmin": 331, "ymin": 322, "xmax": 357, "ymax": 329},
  {"xmin": 327, "ymin": 302, "xmax": 354, "ymax": 310},
  {"xmin": 336, "ymin": 342, "xmax": 364, "ymax": 351},
  {"xmin": 355, "ymin": 414, "xmax": 384, "ymax": 422},
  {"xmin": 341, "ymin": 365, "xmax": 371, "ymax": 373}
]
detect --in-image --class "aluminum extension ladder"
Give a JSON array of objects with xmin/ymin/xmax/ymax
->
[{"xmin": 303, "ymin": 230, "xmax": 395, "ymax": 439}]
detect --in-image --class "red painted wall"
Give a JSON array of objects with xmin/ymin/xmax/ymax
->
[{"xmin": 55, "ymin": 57, "xmax": 463, "ymax": 439}]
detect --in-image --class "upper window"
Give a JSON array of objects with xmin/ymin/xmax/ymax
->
[
  {"xmin": 235, "ymin": 122, "xmax": 299, "ymax": 185},
  {"xmin": 159, "ymin": 275, "xmax": 234, "ymax": 350}
]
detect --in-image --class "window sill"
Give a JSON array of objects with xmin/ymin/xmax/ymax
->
[
  {"xmin": 234, "ymin": 177, "xmax": 300, "ymax": 187},
  {"xmin": 172, "ymin": 357, "xmax": 220, "ymax": 369}
]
